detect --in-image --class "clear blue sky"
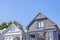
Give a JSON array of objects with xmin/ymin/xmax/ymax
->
[{"xmin": 0, "ymin": 0, "xmax": 60, "ymax": 29}]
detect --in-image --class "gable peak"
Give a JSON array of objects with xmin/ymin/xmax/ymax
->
[{"xmin": 35, "ymin": 12, "xmax": 47, "ymax": 20}]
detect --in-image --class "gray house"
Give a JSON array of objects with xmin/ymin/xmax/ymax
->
[{"xmin": 26, "ymin": 13, "xmax": 60, "ymax": 40}]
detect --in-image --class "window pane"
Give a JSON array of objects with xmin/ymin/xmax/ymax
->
[
  {"xmin": 10, "ymin": 38, "xmax": 12, "ymax": 40},
  {"xmin": 41, "ymin": 21, "xmax": 44, "ymax": 27},
  {"xmin": 30, "ymin": 36, "xmax": 35, "ymax": 40},
  {"xmin": 38, "ymin": 22, "xmax": 41, "ymax": 27},
  {"xmin": 38, "ymin": 21, "xmax": 44, "ymax": 27},
  {"xmin": 5, "ymin": 38, "xmax": 9, "ymax": 40},
  {"xmin": 12, "ymin": 26, "xmax": 15, "ymax": 31},
  {"xmin": 48, "ymin": 32, "xmax": 52, "ymax": 40}
]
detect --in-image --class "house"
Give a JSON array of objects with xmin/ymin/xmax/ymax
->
[
  {"xmin": 26, "ymin": 13, "xmax": 60, "ymax": 40},
  {"xmin": 0, "ymin": 12, "xmax": 60, "ymax": 40},
  {"xmin": 1, "ymin": 24, "xmax": 26, "ymax": 40}
]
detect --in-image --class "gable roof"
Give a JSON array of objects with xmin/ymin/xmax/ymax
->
[
  {"xmin": 26, "ymin": 12, "xmax": 58, "ymax": 30},
  {"xmin": 2, "ymin": 24, "xmax": 22, "ymax": 34}
]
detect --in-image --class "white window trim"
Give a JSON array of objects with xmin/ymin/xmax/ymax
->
[{"xmin": 38, "ymin": 21, "xmax": 44, "ymax": 27}]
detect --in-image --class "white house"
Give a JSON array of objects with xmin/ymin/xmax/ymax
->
[{"xmin": 0, "ymin": 24, "xmax": 26, "ymax": 40}]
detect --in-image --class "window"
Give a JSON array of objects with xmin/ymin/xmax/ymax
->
[
  {"xmin": 5, "ymin": 38, "xmax": 9, "ymax": 40},
  {"xmin": 38, "ymin": 21, "xmax": 44, "ymax": 27},
  {"xmin": 10, "ymin": 26, "xmax": 15, "ymax": 32},
  {"xmin": 5, "ymin": 37, "xmax": 12, "ymax": 40},
  {"xmin": 53, "ymin": 31, "xmax": 58, "ymax": 40},
  {"xmin": 13, "ymin": 37, "xmax": 20, "ymax": 40},
  {"xmin": 9, "ymin": 38, "xmax": 12, "ymax": 40},
  {"xmin": 11, "ymin": 26, "xmax": 15, "ymax": 32},
  {"xmin": 30, "ymin": 35, "xmax": 36, "ymax": 40},
  {"xmin": 48, "ymin": 32, "xmax": 53, "ymax": 40},
  {"xmin": 9, "ymin": 26, "xmax": 15, "ymax": 32}
]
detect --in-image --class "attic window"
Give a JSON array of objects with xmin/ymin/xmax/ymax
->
[
  {"xmin": 11, "ymin": 26, "xmax": 15, "ymax": 32},
  {"xmin": 38, "ymin": 21, "xmax": 44, "ymax": 27},
  {"xmin": 9, "ymin": 26, "xmax": 15, "ymax": 32}
]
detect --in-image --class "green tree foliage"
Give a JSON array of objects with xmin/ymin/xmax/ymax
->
[
  {"xmin": 13, "ymin": 21, "xmax": 17, "ymax": 26},
  {"xmin": 0, "ymin": 21, "xmax": 23, "ymax": 30},
  {"xmin": 0, "ymin": 22, "xmax": 7, "ymax": 30},
  {"xmin": 8, "ymin": 21, "xmax": 12, "ymax": 26},
  {"xmin": 13, "ymin": 21, "xmax": 23, "ymax": 30}
]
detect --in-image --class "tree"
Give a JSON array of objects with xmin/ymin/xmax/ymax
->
[
  {"xmin": 13, "ymin": 21, "xmax": 23, "ymax": 30},
  {"xmin": 8, "ymin": 21, "xmax": 12, "ymax": 27},
  {"xmin": 13, "ymin": 21, "xmax": 18, "ymax": 26},
  {"xmin": 0, "ymin": 21, "xmax": 23, "ymax": 30},
  {"xmin": 0, "ymin": 22, "xmax": 7, "ymax": 30}
]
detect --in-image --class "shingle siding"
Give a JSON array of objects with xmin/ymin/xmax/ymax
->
[
  {"xmin": 28, "ymin": 21, "xmax": 37, "ymax": 31},
  {"xmin": 26, "ymin": 13, "xmax": 59, "ymax": 40}
]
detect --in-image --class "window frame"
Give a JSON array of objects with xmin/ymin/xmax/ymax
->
[
  {"xmin": 11, "ymin": 26, "xmax": 15, "ymax": 32},
  {"xmin": 37, "ymin": 20, "xmax": 44, "ymax": 28},
  {"xmin": 9, "ymin": 26, "xmax": 15, "ymax": 32},
  {"xmin": 48, "ymin": 31, "xmax": 53, "ymax": 40},
  {"xmin": 5, "ymin": 37, "xmax": 9, "ymax": 40}
]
